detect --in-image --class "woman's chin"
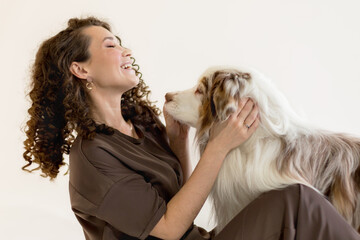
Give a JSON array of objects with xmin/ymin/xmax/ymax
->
[
  {"xmin": 131, "ymin": 75, "xmax": 140, "ymax": 86},
  {"xmin": 123, "ymin": 69, "xmax": 140, "ymax": 83},
  {"xmin": 124, "ymin": 76, "xmax": 140, "ymax": 91}
]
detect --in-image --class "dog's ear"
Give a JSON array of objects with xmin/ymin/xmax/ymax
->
[{"xmin": 210, "ymin": 71, "xmax": 251, "ymax": 121}]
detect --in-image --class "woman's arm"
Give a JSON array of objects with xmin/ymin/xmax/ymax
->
[
  {"xmin": 151, "ymin": 143, "xmax": 228, "ymax": 239},
  {"xmin": 177, "ymin": 142, "xmax": 192, "ymax": 184},
  {"xmin": 150, "ymin": 99, "xmax": 259, "ymax": 240},
  {"xmin": 163, "ymin": 114, "xmax": 192, "ymax": 184}
]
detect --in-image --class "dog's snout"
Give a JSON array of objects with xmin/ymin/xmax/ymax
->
[{"xmin": 165, "ymin": 93, "xmax": 175, "ymax": 102}]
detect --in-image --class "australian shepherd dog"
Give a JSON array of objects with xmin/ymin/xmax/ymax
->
[{"xmin": 164, "ymin": 66, "xmax": 360, "ymax": 233}]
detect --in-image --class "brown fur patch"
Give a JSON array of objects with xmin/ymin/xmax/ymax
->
[
  {"xmin": 196, "ymin": 70, "xmax": 252, "ymax": 153},
  {"xmin": 277, "ymin": 132, "xmax": 360, "ymax": 227},
  {"xmin": 209, "ymin": 71, "xmax": 248, "ymax": 120},
  {"xmin": 200, "ymin": 76, "xmax": 210, "ymax": 94}
]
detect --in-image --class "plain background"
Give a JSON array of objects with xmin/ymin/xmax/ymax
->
[{"xmin": 1, "ymin": 0, "xmax": 360, "ymax": 239}]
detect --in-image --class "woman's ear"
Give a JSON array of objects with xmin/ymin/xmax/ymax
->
[{"xmin": 70, "ymin": 62, "xmax": 88, "ymax": 80}]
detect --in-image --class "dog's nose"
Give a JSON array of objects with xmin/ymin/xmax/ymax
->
[{"xmin": 165, "ymin": 93, "xmax": 174, "ymax": 102}]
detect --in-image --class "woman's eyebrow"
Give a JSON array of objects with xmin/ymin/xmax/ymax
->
[
  {"xmin": 102, "ymin": 36, "xmax": 120, "ymax": 45},
  {"xmin": 103, "ymin": 36, "xmax": 115, "ymax": 42}
]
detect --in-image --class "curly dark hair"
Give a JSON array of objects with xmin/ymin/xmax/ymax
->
[{"xmin": 22, "ymin": 16, "xmax": 162, "ymax": 180}]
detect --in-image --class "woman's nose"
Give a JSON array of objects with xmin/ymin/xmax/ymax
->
[{"xmin": 122, "ymin": 47, "xmax": 132, "ymax": 57}]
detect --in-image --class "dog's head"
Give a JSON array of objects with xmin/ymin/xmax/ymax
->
[{"xmin": 164, "ymin": 66, "xmax": 253, "ymax": 131}]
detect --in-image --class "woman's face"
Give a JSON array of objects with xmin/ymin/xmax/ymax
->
[{"xmin": 80, "ymin": 26, "xmax": 139, "ymax": 92}]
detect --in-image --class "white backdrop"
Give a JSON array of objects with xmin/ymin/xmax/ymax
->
[{"xmin": 1, "ymin": 0, "xmax": 360, "ymax": 239}]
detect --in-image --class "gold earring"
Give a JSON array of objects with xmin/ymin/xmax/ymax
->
[{"xmin": 86, "ymin": 82, "xmax": 93, "ymax": 90}]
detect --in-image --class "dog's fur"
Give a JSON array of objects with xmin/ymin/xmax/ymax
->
[{"xmin": 164, "ymin": 66, "xmax": 360, "ymax": 233}]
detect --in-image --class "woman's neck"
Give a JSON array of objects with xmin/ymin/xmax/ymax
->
[{"xmin": 89, "ymin": 90, "xmax": 136, "ymax": 138}]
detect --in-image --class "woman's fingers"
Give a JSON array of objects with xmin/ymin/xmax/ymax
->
[
  {"xmin": 243, "ymin": 104, "xmax": 259, "ymax": 129},
  {"xmin": 163, "ymin": 106, "xmax": 175, "ymax": 124},
  {"xmin": 208, "ymin": 97, "xmax": 260, "ymax": 154},
  {"xmin": 163, "ymin": 105, "xmax": 189, "ymax": 138},
  {"xmin": 234, "ymin": 98, "xmax": 249, "ymax": 117},
  {"xmin": 247, "ymin": 115, "xmax": 260, "ymax": 134},
  {"xmin": 236, "ymin": 98, "xmax": 255, "ymax": 124}
]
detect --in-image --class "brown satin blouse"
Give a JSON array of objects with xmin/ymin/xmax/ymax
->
[{"xmin": 69, "ymin": 123, "xmax": 208, "ymax": 240}]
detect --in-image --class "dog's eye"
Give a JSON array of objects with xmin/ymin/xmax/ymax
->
[{"xmin": 195, "ymin": 89, "xmax": 203, "ymax": 95}]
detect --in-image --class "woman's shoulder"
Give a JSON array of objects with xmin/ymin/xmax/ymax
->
[
  {"xmin": 69, "ymin": 133, "xmax": 138, "ymax": 188},
  {"xmin": 71, "ymin": 133, "xmax": 127, "ymax": 165},
  {"xmin": 69, "ymin": 135, "xmax": 116, "ymax": 206},
  {"xmin": 70, "ymin": 132, "xmax": 114, "ymax": 159}
]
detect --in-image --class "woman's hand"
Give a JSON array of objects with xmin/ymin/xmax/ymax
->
[
  {"xmin": 208, "ymin": 98, "xmax": 260, "ymax": 156},
  {"xmin": 163, "ymin": 106, "xmax": 190, "ymax": 159},
  {"xmin": 163, "ymin": 106, "xmax": 192, "ymax": 182}
]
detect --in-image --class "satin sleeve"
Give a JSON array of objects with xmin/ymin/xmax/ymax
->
[{"xmin": 83, "ymin": 143, "xmax": 167, "ymax": 239}]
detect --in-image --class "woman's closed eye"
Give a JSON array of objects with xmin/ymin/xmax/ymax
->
[{"xmin": 104, "ymin": 39, "xmax": 118, "ymax": 48}]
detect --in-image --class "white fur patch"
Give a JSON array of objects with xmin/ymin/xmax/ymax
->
[
  {"xmin": 224, "ymin": 79, "xmax": 238, "ymax": 97},
  {"xmin": 164, "ymin": 87, "xmax": 201, "ymax": 128}
]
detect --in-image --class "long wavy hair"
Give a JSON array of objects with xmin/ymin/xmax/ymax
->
[{"xmin": 22, "ymin": 16, "xmax": 162, "ymax": 180}]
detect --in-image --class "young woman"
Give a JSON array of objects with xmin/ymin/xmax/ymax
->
[{"xmin": 23, "ymin": 16, "xmax": 360, "ymax": 240}]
